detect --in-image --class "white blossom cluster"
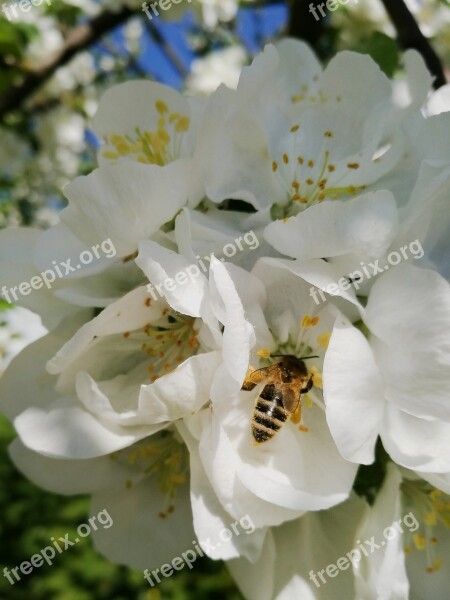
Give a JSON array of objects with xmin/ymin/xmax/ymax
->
[{"xmin": 1, "ymin": 40, "xmax": 450, "ymax": 599}]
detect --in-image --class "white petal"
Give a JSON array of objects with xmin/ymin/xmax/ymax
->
[
  {"xmin": 381, "ymin": 404, "xmax": 450, "ymax": 473},
  {"xmin": 47, "ymin": 286, "xmax": 163, "ymax": 375},
  {"xmin": 138, "ymin": 352, "xmax": 222, "ymax": 422},
  {"xmin": 0, "ymin": 311, "xmax": 89, "ymax": 420},
  {"xmin": 209, "ymin": 258, "xmax": 252, "ymax": 401},
  {"xmin": 91, "ymin": 478, "xmax": 196, "ymax": 571},
  {"xmin": 9, "ymin": 439, "xmax": 134, "ymax": 495},
  {"xmin": 354, "ymin": 465, "xmax": 409, "ymax": 600},
  {"xmin": 365, "ymin": 264, "xmax": 450, "ymax": 422},
  {"xmin": 136, "ymin": 240, "xmax": 210, "ymax": 318},
  {"xmin": 0, "ymin": 228, "xmax": 75, "ymax": 327},
  {"xmin": 177, "ymin": 420, "xmax": 266, "ymax": 562},
  {"xmin": 323, "ymin": 316, "xmax": 385, "ymax": 464},
  {"xmin": 93, "ymin": 80, "xmax": 189, "ymax": 144},
  {"xmin": 14, "ymin": 397, "xmax": 155, "ymax": 459},
  {"xmin": 264, "ymin": 191, "xmax": 398, "ymax": 261},
  {"xmin": 62, "ymin": 160, "xmax": 190, "ymax": 257}
]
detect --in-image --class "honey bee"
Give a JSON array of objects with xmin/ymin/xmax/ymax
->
[{"xmin": 242, "ymin": 355, "xmax": 316, "ymax": 444}]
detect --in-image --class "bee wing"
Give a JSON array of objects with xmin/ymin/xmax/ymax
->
[
  {"xmin": 241, "ymin": 363, "xmax": 281, "ymax": 391},
  {"xmin": 282, "ymin": 376, "xmax": 311, "ymax": 413},
  {"xmin": 281, "ymin": 386, "xmax": 301, "ymax": 413}
]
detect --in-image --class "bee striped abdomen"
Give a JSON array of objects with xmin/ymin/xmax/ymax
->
[{"xmin": 252, "ymin": 384, "xmax": 288, "ymax": 443}]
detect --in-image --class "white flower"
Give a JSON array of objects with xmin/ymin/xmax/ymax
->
[
  {"xmin": 226, "ymin": 492, "xmax": 366, "ymax": 600},
  {"xmin": 353, "ymin": 464, "xmax": 450, "ymax": 599},
  {"xmin": 199, "ymin": 39, "xmax": 405, "ymax": 211},
  {"xmin": 92, "ymin": 80, "xmax": 206, "ymax": 206},
  {"xmin": 183, "ymin": 259, "xmax": 359, "ymax": 540},
  {"xmin": 323, "ymin": 263, "xmax": 450, "ymax": 470},
  {"xmin": 6, "ymin": 247, "xmax": 251, "ymax": 460},
  {"xmin": 8, "ymin": 433, "xmax": 197, "ymax": 570}
]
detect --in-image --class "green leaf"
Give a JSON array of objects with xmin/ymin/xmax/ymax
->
[
  {"xmin": 354, "ymin": 31, "xmax": 400, "ymax": 78},
  {"xmin": 0, "ymin": 17, "xmax": 26, "ymax": 57},
  {"xmin": 0, "ymin": 298, "xmax": 13, "ymax": 312}
]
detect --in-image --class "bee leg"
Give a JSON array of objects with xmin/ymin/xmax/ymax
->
[
  {"xmin": 242, "ymin": 366, "xmax": 267, "ymax": 391},
  {"xmin": 290, "ymin": 402, "xmax": 302, "ymax": 424},
  {"xmin": 301, "ymin": 376, "xmax": 313, "ymax": 394}
]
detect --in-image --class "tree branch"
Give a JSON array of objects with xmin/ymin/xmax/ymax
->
[
  {"xmin": 379, "ymin": 0, "xmax": 447, "ymax": 89},
  {"xmin": 288, "ymin": 0, "xmax": 326, "ymax": 57},
  {"xmin": 0, "ymin": 6, "xmax": 136, "ymax": 119}
]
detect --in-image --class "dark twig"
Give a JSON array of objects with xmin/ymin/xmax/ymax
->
[
  {"xmin": 379, "ymin": 0, "xmax": 447, "ymax": 89},
  {"xmin": 0, "ymin": 6, "xmax": 136, "ymax": 119},
  {"xmin": 287, "ymin": 0, "xmax": 326, "ymax": 57},
  {"xmin": 142, "ymin": 18, "xmax": 189, "ymax": 77}
]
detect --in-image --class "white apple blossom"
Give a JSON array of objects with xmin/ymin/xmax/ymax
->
[
  {"xmin": 198, "ymin": 39, "xmax": 409, "ymax": 211},
  {"xmin": 353, "ymin": 464, "xmax": 450, "ymax": 599},
  {"xmin": 227, "ymin": 492, "xmax": 366, "ymax": 600},
  {"xmin": 92, "ymin": 80, "xmax": 207, "ymax": 206},
  {"xmin": 323, "ymin": 263, "xmax": 450, "ymax": 470},
  {"xmin": 1, "ymin": 32, "xmax": 449, "ymax": 595}
]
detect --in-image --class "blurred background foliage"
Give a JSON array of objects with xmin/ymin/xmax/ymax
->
[{"xmin": 0, "ymin": 0, "xmax": 449, "ymax": 598}]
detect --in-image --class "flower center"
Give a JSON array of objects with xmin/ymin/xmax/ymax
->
[
  {"xmin": 110, "ymin": 430, "xmax": 189, "ymax": 518},
  {"xmin": 271, "ymin": 124, "xmax": 366, "ymax": 218},
  {"xmin": 402, "ymin": 480, "xmax": 450, "ymax": 573},
  {"xmin": 102, "ymin": 99, "xmax": 190, "ymax": 166},
  {"xmin": 136, "ymin": 309, "xmax": 199, "ymax": 382}
]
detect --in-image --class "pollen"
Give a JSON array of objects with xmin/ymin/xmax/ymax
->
[
  {"xmin": 102, "ymin": 102, "xmax": 190, "ymax": 166},
  {"xmin": 426, "ymin": 558, "xmax": 442, "ymax": 573},
  {"xmin": 309, "ymin": 367, "xmax": 323, "ymax": 389},
  {"xmin": 283, "ymin": 153, "xmax": 289, "ymax": 164},
  {"xmin": 155, "ymin": 100, "xmax": 169, "ymax": 114},
  {"xmin": 413, "ymin": 534, "xmax": 427, "ymax": 550},
  {"xmin": 324, "ymin": 131, "xmax": 333, "ymax": 137},
  {"xmin": 307, "ymin": 159, "xmax": 314, "ymax": 168},
  {"xmin": 347, "ymin": 162, "xmax": 360, "ymax": 169},
  {"xmin": 257, "ymin": 348, "xmax": 271, "ymax": 359},
  {"xmin": 301, "ymin": 315, "xmax": 312, "ymax": 328},
  {"xmin": 317, "ymin": 332, "xmax": 331, "ymax": 350},
  {"xmin": 290, "ymin": 124, "xmax": 300, "ymax": 133},
  {"xmin": 272, "ymin": 161, "xmax": 278, "ymax": 172},
  {"xmin": 298, "ymin": 425, "xmax": 309, "ymax": 432},
  {"xmin": 425, "ymin": 512, "xmax": 438, "ymax": 526},
  {"xmin": 175, "ymin": 116, "xmax": 190, "ymax": 133}
]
